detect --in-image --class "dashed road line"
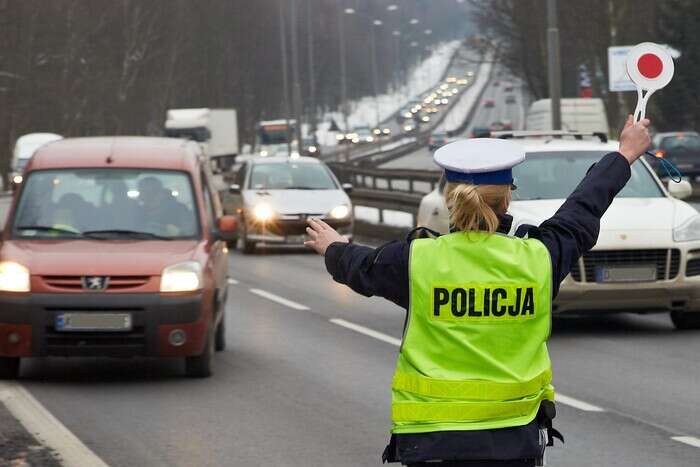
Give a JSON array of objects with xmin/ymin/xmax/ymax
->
[
  {"xmin": 0, "ymin": 382, "xmax": 109, "ymax": 467},
  {"xmin": 249, "ymin": 288, "xmax": 310, "ymax": 311},
  {"xmin": 330, "ymin": 318, "xmax": 403, "ymax": 347},
  {"xmin": 227, "ymin": 278, "xmax": 239, "ymax": 285},
  {"xmin": 555, "ymin": 394, "xmax": 605, "ymax": 412},
  {"xmin": 671, "ymin": 436, "xmax": 700, "ymax": 449}
]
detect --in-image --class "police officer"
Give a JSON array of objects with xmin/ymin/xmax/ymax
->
[{"xmin": 305, "ymin": 115, "xmax": 651, "ymax": 467}]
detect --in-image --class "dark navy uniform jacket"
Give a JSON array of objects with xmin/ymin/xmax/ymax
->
[{"xmin": 323, "ymin": 152, "xmax": 632, "ymax": 463}]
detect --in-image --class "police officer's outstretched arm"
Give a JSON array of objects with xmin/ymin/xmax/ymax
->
[
  {"xmin": 305, "ymin": 218, "xmax": 410, "ymax": 308},
  {"xmin": 537, "ymin": 115, "xmax": 651, "ymax": 294}
]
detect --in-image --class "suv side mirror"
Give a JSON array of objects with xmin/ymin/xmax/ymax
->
[
  {"xmin": 342, "ymin": 183, "xmax": 353, "ymax": 194},
  {"xmin": 668, "ymin": 179, "xmax": 692, "ymax": 200},
  {"xmin": 228, "ymin": 184, "xmax": 241, "ymax": 194}
]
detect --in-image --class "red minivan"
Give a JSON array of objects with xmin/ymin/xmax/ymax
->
[{"xmin": 0, "ymin": 137, "xmax": 236, "ymax": 378}]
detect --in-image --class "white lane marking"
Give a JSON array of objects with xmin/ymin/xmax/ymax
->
[
  {"xmin": 330, "ymin": 319, "xmax": 609, "ymax": 414},
  {"xmin": 672, "ymin": 436, "xmax": 700, "ymax": 449},
  {"xmin": 249, "ymin": 288, "xmax": 309, "ymax": 311},
  {"xmin": 555, "ymin": 393, "xmax": 605, "ymax": 412},
  {"xmin": 0, "ymin": 382, "xmax": 109, "ymax": 467},
  {"xmin": 330, "ymin": 318, "xmax": 402, "ymax": 347},
  {"xmin": 227, "ymin": 278, "xmax": 239, "ymax": 285}
]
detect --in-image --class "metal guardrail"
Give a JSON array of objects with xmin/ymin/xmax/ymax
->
[{"xmin": 328, "ymin": 164, "xmax": 441, "ymax": 226}]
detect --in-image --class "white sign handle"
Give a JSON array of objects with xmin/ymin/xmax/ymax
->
[{"xmin": 633, "ymin": 87, "xmax": 656, "ymax": 123}]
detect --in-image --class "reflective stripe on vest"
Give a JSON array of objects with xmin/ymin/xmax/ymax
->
[{"xmin": 392, "ymin": 231, "xmax": 554, "ymax": 434}]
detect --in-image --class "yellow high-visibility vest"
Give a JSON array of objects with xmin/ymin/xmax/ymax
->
[{"xmin": 392, "ymin": 231, "xmax": 554, "ymax": 434}]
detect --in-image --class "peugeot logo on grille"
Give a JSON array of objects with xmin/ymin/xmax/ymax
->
[{"xmin": 82, "ymin": 276, "xmax": 109, "ymax": 291}]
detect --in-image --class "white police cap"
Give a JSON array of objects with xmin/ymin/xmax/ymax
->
[{"xmin": 434, "ymin": 138, "xmax": 526, "ymax": 185}]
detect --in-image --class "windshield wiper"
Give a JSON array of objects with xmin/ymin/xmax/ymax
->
[
  {"xmin": 81, "ymin": 229, "xmax": 173, "ymax": 240},
  {"xmin": 285, "ymin": 186, "xmax": 320, "ymax": 190},
  {"xmin": 15, "ymin": 225, "xmax": 85, "ymax": 237}
]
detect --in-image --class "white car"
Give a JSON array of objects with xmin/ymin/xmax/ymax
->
[
  {"xmin": 417, "ymin": 136, "xmax": 700, "ymax": 329},
  {"xmin": 224, "ymin": 156, "xmax": 353, "ymax": 253}
]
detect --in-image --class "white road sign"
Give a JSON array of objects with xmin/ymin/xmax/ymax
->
[{"xmin": 609, "ymin": 44, "xmax": 681, "ymax": 92}]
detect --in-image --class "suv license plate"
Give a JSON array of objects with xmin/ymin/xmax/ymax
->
[
  {"xmin": 55, "ymin": 313, "xmax": 132, "ymax": 332},
  {"xmin": 595, "ymin": 266, "xmax": 656, "ymax": 283}
]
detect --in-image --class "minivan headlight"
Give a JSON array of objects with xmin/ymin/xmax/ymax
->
[
  {"xmin": 160, "ymin": 261, "xmax": 202, "ymax": 293},
  {"xmin": 253, "ymin": 203, "xmax": 274, "ymax": 221},
  {"xmin": 0, "ymin": 262, "xmax": 30, "ymax": 293},
  {"xmin": 673, "ymin": 215, "xmax": 700, "ymax": 242},
  {"xmin": 330, "ymin": 205, "xmax": 350, "ymax": 219}
]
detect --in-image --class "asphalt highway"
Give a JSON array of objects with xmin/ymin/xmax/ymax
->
[
  {"xmin": 0, "ymin": 240, "xmax": 694, "ymax": 466},
  {"xmin": 381, "ymin": 72, "xmax": 526, "ymax": 171}
]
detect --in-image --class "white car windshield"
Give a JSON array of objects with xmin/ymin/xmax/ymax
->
[
  {"xmin": 12, "ymin": 169, "xmax": 199, "ymax": 239},
  {"xmin": 249, "ymin": 162, "xmax": 337, "ymax": 190},
  {"xmin": 513, "ymin": 151, "xmax": 663, "ymax": 201}
]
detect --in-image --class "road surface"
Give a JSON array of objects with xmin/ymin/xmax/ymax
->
[{"xmin": 1, "ymin": 196, "xmax": 699, "ymax": 466}]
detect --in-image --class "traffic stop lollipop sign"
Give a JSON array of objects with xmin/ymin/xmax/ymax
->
[
  {"xmin": 626, "ymin": 42, "xmax": 674, "ymax": 122},
  {"xmin": 626, "ymin": 42, "xmax": 682, "ymax": 181}
]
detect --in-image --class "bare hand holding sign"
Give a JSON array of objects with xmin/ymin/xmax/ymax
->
[{"xmin": 619, "ymin": 115, "xmax": 651, "ymax": 165}]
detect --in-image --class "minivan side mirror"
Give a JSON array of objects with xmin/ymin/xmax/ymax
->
[
  {"xmin": 668, "ymin": 179, "xmax": 692, "ymax": 200},
  {"xmin": 342, "ymin": 183, "xmax": 353, "ymax": 194},
  {"xmin": 228, "ymin": 184, "xmax": 241, "ymax": 194},
  {"xmin": 216, "ymin": 215, "xmax": 238, "ymax": 241}
]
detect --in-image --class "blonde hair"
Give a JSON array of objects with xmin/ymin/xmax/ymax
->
[{"xmin": 444, "ymin": 182, "xmax": 512, "ymax": 233}]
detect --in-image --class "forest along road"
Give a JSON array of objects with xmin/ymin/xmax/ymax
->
[{"xmin": 1, "ymin": 242, "xmax": 697, "ymax": 466}]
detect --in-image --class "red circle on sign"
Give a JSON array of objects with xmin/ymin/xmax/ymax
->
[{"xmin": 637, "ymin": 53, "xmax": 663, "ymax": 79}]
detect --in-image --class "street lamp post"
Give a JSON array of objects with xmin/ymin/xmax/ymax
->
[
  {"xmin": 338, "ymin": 1, "xmax": 350, "ymax": 135},
  {"xmin": 289, "ymin": 0, "xmax": 304, "ymax": 151},
  {"xmin": 278, "ymin": 0, "xmax": 292, "ymax": 156},
  {"xmin": 370, "ymin": 20, "xmax": 382, "ymax": 128},
  {"xmin": 547, "ymin": 0, "xmax": 562, "ymax": 130},
  {"xmin": 306, "ymin": 0, "xmax": 317, "ymax": 145}
]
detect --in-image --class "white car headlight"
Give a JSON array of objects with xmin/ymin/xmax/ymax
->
[
  {"xmin": 12, "ymin": 175, "xmax": 23, "ymax": 185},
  {"xmin": 330, "ymin": 205, "xmax": 350, "ymax": 219},
  {"xmin": 674, "ymin": 215, "xmax": 700, "ymax": 242},
  {"xmin": 0, "ymin": 262, "xmax": 30, "ymax": 293},
  {"xmin": 160, "ymin": 261, "xmax": 202, "ymax": 293},
  {"xmin": 253, "ymin": 203, "xmax": 274, "ymax": 221}
]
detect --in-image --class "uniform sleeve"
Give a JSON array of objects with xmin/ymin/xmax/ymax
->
[
  {"xmin": 324, "ymin": 240, "xmax": 411, "ymax": 309},
  {"xmin": 535, "ymin": 152, "xmax": 631, "ymax": 296}
]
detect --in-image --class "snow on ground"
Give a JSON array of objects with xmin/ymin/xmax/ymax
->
[
  {"xmin": 434, "ymin": 59, "xmax": 493, "ymax": 133},
  {"xmin": 316, "ymin": 41, "xmax": 461, "ymax": 146}
]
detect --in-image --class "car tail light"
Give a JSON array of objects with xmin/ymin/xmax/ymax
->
[{"xmin": 655, "ymin": 149, "xmax": 665, "ymax": 158}]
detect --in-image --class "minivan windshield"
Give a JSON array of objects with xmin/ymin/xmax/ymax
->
[
  {"xmin": 249, "ymin": 162, "xmax": 337, "ymax": 190},
  {"xmin": 513, "ymin": 151, "xmax": 663, "ymax": 201},
  {"xmin": 12, "ymin": 169, "xmax": 199, "ymax": 239}
]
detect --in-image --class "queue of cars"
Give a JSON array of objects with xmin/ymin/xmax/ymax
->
[{"xmin": 417, "ymin": 131, "xmax": 700, "ymax": 329}]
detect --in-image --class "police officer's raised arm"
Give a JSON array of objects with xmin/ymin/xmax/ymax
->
[
  {"xmin": 532, "ymin": 115, "xmax": 652, "ymax": 296},
  {"xmin": 305, "ymin": 218, "xmax": 410, "ymax": 308}
]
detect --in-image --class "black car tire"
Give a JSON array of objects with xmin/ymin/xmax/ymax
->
[
  {"xmin": 0, "ymin": 357, "xmax": 20, "ymax": 379},
  {"xmin": 670, "ymin": 311, "xmax": 700, "ymax": 330},
  {"xmin": 240, "ymin": 222, "xmax": 256, "ymax": 254},
  {"xmin": 185, "ymin": 327, "xmax": 214, "ymax": 378},
  {"xmin": 215, "ymin": 311, "xmax": 226, "ymax": 352}
]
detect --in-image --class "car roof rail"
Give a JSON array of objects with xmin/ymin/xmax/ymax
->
[{"xmin": 492, "ymin": 130, "xmax": 608, "ymax": 143}]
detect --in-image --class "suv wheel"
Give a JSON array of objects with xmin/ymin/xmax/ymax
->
[
  {"xmin": 0, "ymin": 357, "xmax": 20, "ymax": 379},
  {"xmin": 185, "ymin": 327, "xmax": 214, "ymax": 378},
  {"xmin": 670, "ymin": 311, "xmax": 700, "ymax": 330}
]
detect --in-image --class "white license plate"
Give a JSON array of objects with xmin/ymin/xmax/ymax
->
[
  {"xmin": 595, "ymin": 266, "xmax": 656, "ymax": 283},
  {"xmin": 55, "ymin": 313, "xmax": 132, "ymax": 332}
]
